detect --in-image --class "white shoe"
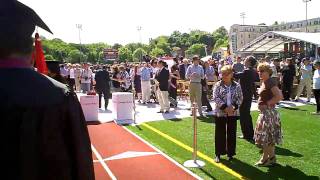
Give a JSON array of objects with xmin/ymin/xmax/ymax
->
[{"xmin": 311, "ymin": 112, "xmax": 320, "ymax": 115}]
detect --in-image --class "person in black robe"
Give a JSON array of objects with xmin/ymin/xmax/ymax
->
[
  {"xmin": 234, "ymin": 56, "xmax": 257, "ymax": 141},
  {"xmin": 95, "ymin": 65, "xmax": 111, "ymax": 110},
  {"xmin": 200, "ymin": 61, "xmax": 212, "ymax": 112},
  {"xmin": 281, "ymin": 58, "xmax": 296, "ymax": 100},
  {"xmin": 0, "ymin": 1, "xmax": 94, "ymax": 180}
]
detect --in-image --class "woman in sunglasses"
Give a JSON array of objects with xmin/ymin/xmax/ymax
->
[{"xmin": 254, "ymin": 63, "xmax": 283, "ymax": 166}]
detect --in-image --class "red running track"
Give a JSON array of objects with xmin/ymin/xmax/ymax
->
[{"xmin": 88, "ymin": 122, "xmax": 198, "ymax": 180}]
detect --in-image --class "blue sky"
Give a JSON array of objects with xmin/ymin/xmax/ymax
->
[{"xmin": 20, "ymin": 0, "xmax": 320, "ymax": 44}]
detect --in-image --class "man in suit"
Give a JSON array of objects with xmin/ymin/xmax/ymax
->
[
  {"xmin": 179, "ymin": 59, "xmax": 190, "ymax": 80},
  {"xmin": 95, "ymin": 65, "xmax": 111, "ymax": 110},
  {"xmin": 155, "ymin": 60, "xmax": 170, "ymax": 113},
  {"xmin": 234, "ymin": 56, "xmax": 257, "ymax": 141}
]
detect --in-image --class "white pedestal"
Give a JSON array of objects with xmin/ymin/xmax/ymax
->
[
  {"xmin": 112, "ymin": 92, "xmax": 134, "ymax": 125},
  {"xmin": 183, "ymin": 160, "xmax": 205, "ymax": 168},
  {"xmin": 79, "ymin": 95, "xmax": 99, "ymax": 122}
]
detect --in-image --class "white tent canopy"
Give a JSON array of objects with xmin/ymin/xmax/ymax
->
[{"xmin": 238, "ymin": 31, "xmax": 320, "ymax": 55}]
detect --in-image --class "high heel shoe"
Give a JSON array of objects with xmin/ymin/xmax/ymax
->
[
  {"xmin": 255, "ymin": 158, "xmax": 272, "ymax": 167},
  {"xmin": 269, "ymin": 156, "xmax": 276, "ymax": 164}
]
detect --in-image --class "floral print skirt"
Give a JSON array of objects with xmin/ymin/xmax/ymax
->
[{"xmin": 254, "ymin": 108, "xmax": 282, "ymax": 148}]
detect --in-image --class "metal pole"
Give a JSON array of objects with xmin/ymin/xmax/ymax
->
[
  {"xmin": 303, "ymin": 0, "xmax": 311, "ymax": 32},
  {"xmin": 132, "ymin": 80, "xmax": 136, "ymax": 124},
  {"xmin": 76, "ymin": 24, "xmax": 83, "ymax": 63},
  {"xmin": 306, "ymin": 0, "xmax": 308, "ymax": 32},
  {"xmin": 240, "ymin": 12, "xmax": 246, "ymax": 25},
  {"xmin": 204, "ymin": 45, "xmax": 208, "ymax": 57},
  {"xmin": 183, "ymin": 103, "xmax": 205, "ymax": 168},
  {"xmin": 192, "ymin": 102, "xmax": 197, "ymax": 161},
  {"xmin": 315, "ymin": 45, "xmax": 319, "ymax": 60}
]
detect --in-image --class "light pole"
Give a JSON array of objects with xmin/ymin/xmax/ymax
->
[
  {"xmin": 137, "ymin": 26, "xmax": 142, "ymax": 43},
  {"xmin": 204, "ymin": 45, "xmax": 208, "ymax": 56},
  {"xmin": 240, "ymin": 12, "xmax": 246, "ymax": 25},
  {"xmin": 76, "ymin": 24, "xmax": 83, "ymax": 63},
  {"xmin": 303, "ymin": 0, "xmax": 311, "ymax": 32},
  {"xmin": 137, "ymin": 26, "xmax": 143, "ymax": 62}
]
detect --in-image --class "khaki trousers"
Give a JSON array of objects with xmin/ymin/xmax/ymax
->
[
  {"xmin": 295, "ymin": 78, "xmax": 312, "ymax": 100},
  {"xmin": 141, "ymin": 80, "xmax": 151, "ymax": 102},
  {"xmin": 157, "ymin": 90, "xmax": 170, "ymax": 112},
  {"xmin": 75, "ymin": 77, "xmax": 81, "ymax": 92},
  {"xmin": 189, "ymin": 82, "xmax": 202, "ymax": 115}
]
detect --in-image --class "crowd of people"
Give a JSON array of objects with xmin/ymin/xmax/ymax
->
[
  {"xmin": 57, "ymin": 55, "xmax": 320, "ymax": 115},
  {"xmin": 55, "ymin": 54, "xmax": 320, "ymax": 166}
]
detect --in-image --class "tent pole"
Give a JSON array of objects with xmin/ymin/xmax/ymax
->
[{"xmin": 316, "ymin": 45, "xmax": 319, "ymax": 60}]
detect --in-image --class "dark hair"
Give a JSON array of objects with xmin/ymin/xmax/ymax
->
[
  {"xmin": 246, "ymin": 56, "xmax": 257, "ymax": 67},
  {"xmin": 302, "ymin": 57, "xmax": 310, "ymax": 63},
  {"xmin": 286, "ymin": 58, "xmax": 294, "ymax": 65},
  {"xmin": 272, "ymin": 58, "xmax": 280, "ymax": 62},
  {"xmin": 192, "ymin": 55, "xmax": 200, "ymax": 61},
  {"xmin": 151, "ymin": 59, "xmax": 157, "ymax": 66},
  {"xmin": 0, "ymin": 36, "xmax": 33, "ymax": 59},
  {"xmin": 158, "ymin": 60, "xmax": 167, "ymax": 66},
  {"xmin": 171, "ymin": 64, "xmax": 179, "ymax": 71}
]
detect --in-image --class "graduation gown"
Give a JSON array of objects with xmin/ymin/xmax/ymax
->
[{"xmin": 0, "ymin": 68, "xmax": 94, "ymax": 180}]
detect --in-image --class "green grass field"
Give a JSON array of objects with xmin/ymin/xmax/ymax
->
[{"xmin": 127, "ymin": 105, "xmax": 320, "ymax": 180}]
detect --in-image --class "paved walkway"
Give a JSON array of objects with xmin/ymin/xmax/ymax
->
[
  {"xmin": 88, "ymin": 122, "xmax": 200, "ymax": 180},
  {"xmin": 93, "ymin": 94, "xmax": 315, "ymax": 124}
]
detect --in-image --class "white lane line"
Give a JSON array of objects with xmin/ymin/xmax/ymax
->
[
  {"xmin": 93, "ymin": 151, "xmax": 160, "ymax": 163},
  {"xmin": 123, "ymin": 126, "xmax": 203, "ymax": 180},
  {"xmin": 91, "ymin": 144, "xmax": 117, "ymax": 180}
]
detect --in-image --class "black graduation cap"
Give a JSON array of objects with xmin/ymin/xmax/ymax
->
[{"xmin": 0, "ymin": 0, "xmax": 53, "ymax": 39}]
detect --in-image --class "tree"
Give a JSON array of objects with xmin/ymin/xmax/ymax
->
[
  {"xmin": 132, "ymin": 48, "xmax": 146, "ymax": 62},
  {"xmin": 118, "ymin": 47, "xmax": 133, "ymax": 62},
  {"xmin": 172, "ymin": 47, "xmax": 182, "ymax": 57},
  {"xmin": 150, "ymin": 47, "xmax": 165, "ymax": 57},
  {"xmin": 68, "ymin": 49, "xmax": 86, "ymax": 63},
  {"xmin": 87, "ymin": 51, "xmax": 98, "ymax": 64},
  {"xmin": 112, "ymin": 43, "xmax": 122, "ymax": 50},
  {"xmin": 168, "ymin": 31, "xmax": 183, "ymax": 48},
  {"xmin": 214, "ymin": 38, "xmax": 229, "ymax": 50},
  {"xmin": 39, "ymin": 26, "xmax": 231, "ymax": 62},
  {"xmin": 213, "ymin": 26, "xmax": 228, "ymax": 40},
  {"xmin": 185, "ymin": 43, "xmax": 206, "ymax": 58},
  {"xmin": 45, "ymin": 55, "xmax": 54, "ymax": 60},
  {"xmin": 273, "ymin": 21, "xmax": 279, "ymax": 25},
  {"xmin": 150, "ymin": 36, "xmax": 171, "ymax": 55}
]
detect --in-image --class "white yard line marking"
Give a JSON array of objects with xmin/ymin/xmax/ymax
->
[
  {"xmin": 93, "ymin": 151, "xmax": 160, "ymax": 163},
  {"xmin": 91, "ymin": 144, "xmax": 117, "ymax": 180},
  {"xmin": 123, "ymin": 126, "xmax": 203, "ymax": 180}
]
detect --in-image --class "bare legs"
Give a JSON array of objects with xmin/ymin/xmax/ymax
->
[{"xmin": 256, "ymin": 144, "xmax": 276, "ymax": 166}]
